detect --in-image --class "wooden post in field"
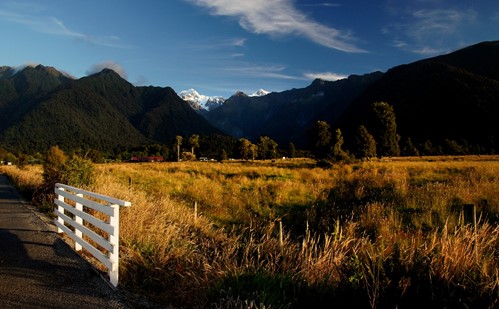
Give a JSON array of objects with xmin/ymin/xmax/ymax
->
[
  {"xmin": 462, "ymin": 204, "xmax": 476, "ymax": 228},
  {"xmin": 128, "ymin": 177, "xmax": 132, "ymax": 190},
  {"xmin": 279, "ymin": 219, "xmax": 283, "ymax": 248},
  {"xmin": 463, "ymin": 203, "xmax": 478, "ymax": 262},
  {"xmin": 194, "ymin": 201, "xmax": 198, "ymax": 224}
]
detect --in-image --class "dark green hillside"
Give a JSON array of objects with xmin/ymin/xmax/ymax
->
[
  {"xmin": 136, "ymin": 86, "xmax": 223, "ymax": 141},
  {"xmin": 0, "ymin": 66, "xmax": 14, "ymax": 79},
  {"xmin": 336, "ymin": 41, "xmax": 499, "ymax": 154},
  {"xmin": 9, "ymin": 65, "xmax": 71, "ymax": 99},
  {"xmin": 77, "ymin": 69, "xmax": 143, "ymax": 118},
  {"xmin": 0, "ymin": 65, "xmax": 71, "ymax": 131},
  {"xmin": 0, "ymin": 66, "xmax": 225, "ymax": 154},
  {"xmin": 0, "ymin": 83, "xmax": 150, "ymax": 152},
  {"xmin": 423, "ymin": 41, "xmax": 499, "ymax": 81}
]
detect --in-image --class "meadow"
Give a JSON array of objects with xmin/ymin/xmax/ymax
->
[{"xmin": 2, "ymin": 156, "xmax": 499, "ymax": 308}]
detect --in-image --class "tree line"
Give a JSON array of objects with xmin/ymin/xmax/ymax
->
[
  {"xmin": 0, "ymin": 101, "xmax": 490, "ymax": 165},
  {"xmin": 309, "ymin": 101, "xmax": 400, "ymax": 162},
  {"xmin": 309, "ymin": 101, "xmax": 494, "ymax": 163}
]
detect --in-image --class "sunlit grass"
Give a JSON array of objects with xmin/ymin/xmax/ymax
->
[{"xmin": 2, "ymin": 156, "xmax": 499, "ymax": 307}]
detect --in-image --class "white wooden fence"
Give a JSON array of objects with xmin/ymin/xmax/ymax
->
[{"xmin": 54, "ymin": 183, "xmax": 131, "ymax": 287}]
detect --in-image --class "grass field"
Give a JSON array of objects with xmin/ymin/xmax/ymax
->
[{"xmin": 2, "ymin": 156, "xmax": 499, "ymax": 308}]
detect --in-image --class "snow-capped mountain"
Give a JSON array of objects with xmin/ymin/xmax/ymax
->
[
  {"xmin": 178, "ymin": 89, "xmax": 226, "ymax": 111},
  {"xmin": 249, "ymin": 89, "xmax": 270, "ymax": 97},
  {"xmin": 179, "ymin": 88, "xmax": 270, "ymax": 112}
]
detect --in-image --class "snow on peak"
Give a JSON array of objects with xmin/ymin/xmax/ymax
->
[
  {"xmin": 178, "ymin": 88, "xmax": 270, "ymax": 111},
  {"xmin": 178, "ymin": 89, "xmax": 225, "ymax": 111},
  {"xmin": 249, "ymin": 89, "xmax": 270, "ymax": 97}
]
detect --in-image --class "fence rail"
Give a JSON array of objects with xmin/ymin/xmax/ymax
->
[{"xmin": 54, "ymin": 183, "xmax": 131, "ymax": 287}]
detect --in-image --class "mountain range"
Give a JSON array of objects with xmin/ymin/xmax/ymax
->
[
  {"xmin": 0, "ymin": 66, "xmax": 222, "ymax": 153},
  {"xmin": 178, "ymin": 89, "xmax": 226, "ymax": 112},
  {"xmin": 337, "ymin": 40, "xmax": 499, "ymax": 153},
  {"xmin": 178, "ymin": 88, "xmax": 270, "ymax": 113},
  {"xmin": 203, "ymin": 72, "xmax": 383, "ymax": 148},
  {"xmin": 0, "ymin": 40, "xmax": 498, "ymax": 156},
  {"xmin": 201, "ymin": 40, "xmax": 499, "ymax": 153}
]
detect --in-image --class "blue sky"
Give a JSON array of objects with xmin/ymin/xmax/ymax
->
[{"xmin": 0, "ymin": 0, "xmax": 498, "ymax": 97}]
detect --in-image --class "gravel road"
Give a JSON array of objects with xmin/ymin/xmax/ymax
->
[{"xmin": 0, "ymin": 174, "xmax": 132, "ymax": 309}]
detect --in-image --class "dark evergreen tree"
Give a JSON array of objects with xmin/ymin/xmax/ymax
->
[
  {"xmin": 175, "ymin": 135, "xmax": 183, "ymax": 161},
  {"xmin": 309, "ymin": 120, "xmax": 332, "ymax": 159},
  {"xmin": 217, "ymin": 149, "xmax": 228, "ymax": 162},
  {"xmin": 330, "ymin": 128, "xmax": 350, "ymax": 162},
  {"xmin": 372, "ymin": 102, "xmax": 400, "ymax": 157},
  {"xmin": 354, "ymin": 125, "xmax": 377, "ymax": 159},
  {"xmin": 420, "ymin": 140, "xmax": 434, "ymax": 156},
  {"xmin": 257, "ymin": 136, "xmax": 278, "ymax": 159},
  {"xmin": 198, "ymin": 134, "xmax": 237, "ymax": 159},
  {"xmin": 238, "ymin": 138, "xmax": 253, "ymax": 160},
  {"xmin": 189, "ymin": 134, "xmax": 200, "ymax": 155},
  {"xmin": 444, "ymin": 139, "xmax": 467, "ymax": 155},
  {"xmin": 401, "ymin": 137, "xmax": 420, "ymax": 156},
  {"xmin": 288, "ymin": 142, "xmax": 296, "ymax": 158}
]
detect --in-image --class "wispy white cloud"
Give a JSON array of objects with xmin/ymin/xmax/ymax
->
[
  {"xmin": 224, "ymin": 65, "xmax": 305, "ymax": 80},
  {"xmin": 412, "ymin": 46, "xmax": 446, "ymax": 55},
  {"xmin": 47, "ymin": 17, "xmax": 131, "ymax": 49},
  {"xmin": 185, "ymin": 0, "xmax": 365, "ymax": 52},
  {"xmin": 0, "ymin": 5, "xmax": 131, "ymax": 49},
  {"xmin": 385, "ymin": 6, "xmax": 477, "ymax": 55},
  {"xmin": 12, "ymin": 62, "xmax": 40, "ymax": 73},
  {"xmin": 304, "ymin": 72, "xmax": 347, "ymax": 81},
  {"xmin": 229, "ymin": 38, "xmax": 247, "ymax": 47},
  {"xmin": 409, "ymin": 9, "xmax": 476, "ymax": 38},
  {"xmin": 300, "ymin": 3, "xmax": 341, "ymax": 8},
  {"xmin": 184, "ymin": 37, "xmax": 247, "ymax": 50}
]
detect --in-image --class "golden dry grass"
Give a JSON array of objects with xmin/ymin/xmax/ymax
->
[
  {"xmin": 0, "ymin": 164, "xmax": 43, "ymax": 193},
  {"xmin": 2, "ymin": 157, "xmax": 499, "ymax": 308}
]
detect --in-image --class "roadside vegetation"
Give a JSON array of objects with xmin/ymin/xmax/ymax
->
[{"xmin": 1, "ymin": 155, "xmax": 499, "ymax": 308}]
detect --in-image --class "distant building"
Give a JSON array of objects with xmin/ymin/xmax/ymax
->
[{"xmin": 130, "ymin": 156, "xmax": 164, "ymax": 162}]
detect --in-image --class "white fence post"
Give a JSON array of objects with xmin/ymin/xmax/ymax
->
[
  {"xmin": 53, "ymin": 183, "xmax": 131, "ymax": 287},
  {"xmin": 109, "ymin": 204, "xmax": 120, "ymax": 287},
  {"xmin": 74, "ymin": 193, "xmax": 83, "ymax": 252},
  {"xmin": 57, "ymin": 188, "xmax": 65, "ymax": 234}
]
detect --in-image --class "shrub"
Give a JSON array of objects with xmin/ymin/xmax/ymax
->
[
  {"xmin": 181, "ymin": 151, "xmax": 197, "ymax": 161},
  {"xmin": 58, "ymin": 155, "xmax": 95, "ymax": 188},
  {"xmin": 33, "ymin": 147, "xmax": 95, "ymax": 212}
]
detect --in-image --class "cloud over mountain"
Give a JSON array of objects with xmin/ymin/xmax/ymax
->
[
  {"xmin": 304, "ymin": 72, "xmax": 347, "ymax": 81},
  {"xmin": 86, "ymin": 61, "xmax": 128, "ymax": 80}
]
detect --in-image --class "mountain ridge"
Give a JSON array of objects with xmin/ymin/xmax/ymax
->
[
  {"xmin": 0, "ymin": 66, "xmax": 223, "ymax": 153},
  {"xmin": 0, "ymin": 40, "xmax": 498, "ymax": 156},
  {"xmin": 204, "ymin": 71, "xmax": 383, "ymax": 147},
  {"xmin": 178, "ymin": 88, "xmax": 271, "ymax": 113},
  {"xmin": 336, "ymin": 40, "xmax": 499, "ymax": 154}
]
